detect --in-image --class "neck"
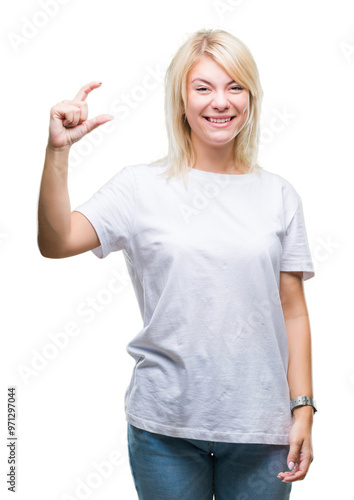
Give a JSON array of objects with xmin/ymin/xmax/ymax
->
[{"xmin": 190, "ymin": 133, "xmax": 247, "ymax": 174}]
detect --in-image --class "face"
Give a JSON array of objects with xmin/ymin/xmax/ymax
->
[{"xmin": 184, "ymin": 55, "xmax": 250, "ymax": 147}]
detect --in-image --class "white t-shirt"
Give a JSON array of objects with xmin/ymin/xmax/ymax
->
[{"xmin": 73, "ymin": 162, "xmax": 315, "ymax": 445}]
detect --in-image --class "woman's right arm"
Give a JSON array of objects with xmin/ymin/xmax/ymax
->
[
  {"xmin": 38, "ymin": 144, "xmax": 100, "ymax": 258},
  {"xmin": 37, "ymin": 81, "xmax": 114, "ymax": 258}
]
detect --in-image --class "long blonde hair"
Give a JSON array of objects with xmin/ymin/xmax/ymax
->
[{"xmin": 151, "ymin": 28, "xmax": 264, "ymax": 187}]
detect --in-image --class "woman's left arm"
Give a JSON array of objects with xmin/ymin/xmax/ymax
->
[{"xmin": 277, "ymin": 270, "xmax": 315, "ymax": 483}]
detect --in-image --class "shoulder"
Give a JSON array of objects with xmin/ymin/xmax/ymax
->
[
  {"xmin": 124, "ymin": 162, "xmax": 167, "ymax": 179},
  {"xmin": 259, "ymin": 167, "xmax": 301, "ymax": 205},
  {"xmin": 109, "ymin": 163, "xmax": 160, "ymax": 187},
  {"xmin": 258, "ymin": 167, "xmax": 297, "ymax": 191}
]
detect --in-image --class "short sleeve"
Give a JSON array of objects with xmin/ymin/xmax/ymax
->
[
  {"xmin": 280, "ymin": 191, "xmax": 315, "ymax": 281},
  {"xmin": 73, "ymin": 166, "xmax": 136, "ymax": 259}
]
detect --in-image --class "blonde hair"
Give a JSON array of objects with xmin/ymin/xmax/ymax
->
[{"xmin": 151, "ymin": 28, "xmax": 264, "ymax": 188}]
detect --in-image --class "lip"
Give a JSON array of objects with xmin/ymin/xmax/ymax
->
[
  {"xmin": 204, "ymin": 115, "xmax": 235, "ymax": 119},
  {"xmin": 203, "ymin": 116, "xmax": 236, "ymax": 127}
]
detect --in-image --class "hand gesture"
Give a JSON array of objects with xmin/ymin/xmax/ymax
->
[
  {"xmin": 277, "ymin": 419, "xmax": 314, "ymax": 483},
  {"xmin": 47, "ymin": 81, "xmax": 114, "ymax": 149}
]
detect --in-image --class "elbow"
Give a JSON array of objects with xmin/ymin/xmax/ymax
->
[
  {"xmin": 37, "ymin": 236, "xmax": 64, "ymax": 259},
  {"xmin": 38, "ymin": 245, "xmax": 59, "ymax": 259}
]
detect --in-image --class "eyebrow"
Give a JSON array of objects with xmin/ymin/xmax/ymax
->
[{"xmin": 191, "ymin": 78, "xmax": 237, "ymax": 85}]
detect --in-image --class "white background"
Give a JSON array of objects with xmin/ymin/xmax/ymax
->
[{"xmin": 1, "ymin": 0, "xmax": 353, "ymax": 498}]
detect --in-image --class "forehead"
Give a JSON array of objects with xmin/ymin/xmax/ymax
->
[{"xmin": 187, "ymin": 56, "xmax": 232, "ymax": 83}]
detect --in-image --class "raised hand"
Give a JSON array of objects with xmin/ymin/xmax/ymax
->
[{"xmin": 47, "ymin": 81, "xmax": 114, "ymax": 149}]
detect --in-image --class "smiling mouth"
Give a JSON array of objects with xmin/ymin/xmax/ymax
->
[{"xmin": 204, "ymin": 116, "xmax": 236, "ymax": 123}]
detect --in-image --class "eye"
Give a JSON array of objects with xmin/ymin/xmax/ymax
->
[{"xmin": 196, "ymin": 86, "xmax": 244, "ymax": 92}]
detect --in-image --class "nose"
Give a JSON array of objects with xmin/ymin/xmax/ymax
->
[{"xmin": 211, "ymin": 91, "xmax": 230, "ymax": 110}]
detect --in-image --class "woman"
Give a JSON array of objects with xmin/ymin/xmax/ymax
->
[{"xmin": 38, "ymin": 28, "xmax": 316, "ymax": 500}]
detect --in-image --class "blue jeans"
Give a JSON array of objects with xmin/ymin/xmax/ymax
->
[{"xmin": 127, "ymin": 423, "xmax": 292, "ymax": 499}]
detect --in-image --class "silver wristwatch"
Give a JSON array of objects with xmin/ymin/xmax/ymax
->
[{"xmin": 290, "ymin": 396, "xmax": 317, "ymax": 414}]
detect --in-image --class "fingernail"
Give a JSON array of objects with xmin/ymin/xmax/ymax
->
[
  {"xmin": 288, "ymin": 461, "xmax": 295, "ymax": 471},
  {"xmin": 107, "ymin": 115, "xmax": 115, "ymax": 120}
]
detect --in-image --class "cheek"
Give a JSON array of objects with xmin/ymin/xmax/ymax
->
[
  {"xmin": 241, "ymin": 95, "xmax": 250, "ymax": 115},
  {"xmin": 186, "ymin": 103, "xmax": 204, "ymax": 126},
  {"xmin": 187, "ymin": 100, "xmax": 202, "ymax": 114},
  {"xmin": 242, "ymin": 104, "xmax": 249, "ymax": 116}
]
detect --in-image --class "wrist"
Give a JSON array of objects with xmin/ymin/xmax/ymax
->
[
  {"xmin": 45, "ymin": 144, "xmax": 70, "ymax": 173},
  {"xmin": 292, "ymin": 404, "xmax": 314, "ymax": 422},
  {"xmin": 46, "ymin": 142, "xmax": 71, "ymax": 154}
]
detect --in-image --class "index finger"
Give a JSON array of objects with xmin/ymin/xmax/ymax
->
[
  {"xmin": 73, "ymin": 81, "xmax": 102, "ymax": 101},
  {"xmin": 281, "ymin": 459, "xmax": 311, "ymax": 482}
]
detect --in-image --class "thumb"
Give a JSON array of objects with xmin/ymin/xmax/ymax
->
[
  {"xmin": 80, "ymin": 114, "xmax": 115, "ymax": 135},
  {"xmin": 287, "ymin": 443, "xmax": 301, "ymax": 471}
]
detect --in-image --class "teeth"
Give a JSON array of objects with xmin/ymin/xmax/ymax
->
[{"xmin": 206, "ymin": 117, "xmax": 233, "ymax": 123}]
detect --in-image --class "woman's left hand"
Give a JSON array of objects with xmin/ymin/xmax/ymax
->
[{"xmin": 277, "ymin": 418, "xmax": 314, "ymax": 482}]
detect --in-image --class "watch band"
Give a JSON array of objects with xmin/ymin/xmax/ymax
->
[{"xmin": 290, "ymin": 396, "xmax": 317, "ymax": 414}]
